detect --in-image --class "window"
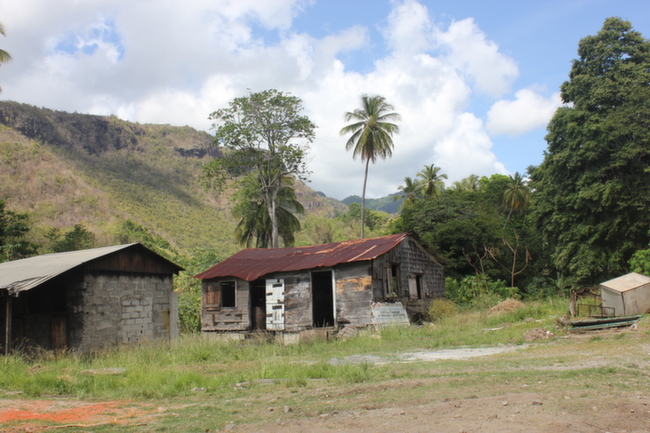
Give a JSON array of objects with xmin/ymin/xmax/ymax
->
[
  {"xmin": 221, "ymin": 281, "xmax": 236, "ymax": 308},
  {"xmin": 408, "ymin": 275, "xmax": 424, "ymax": 300},
  {"xmin": 384, "ymin": 264, "xmax": 401, "ymax": 297},
  {"xmin": 205, "ymin": 281, "xmax": 236, "ymax": 310}
]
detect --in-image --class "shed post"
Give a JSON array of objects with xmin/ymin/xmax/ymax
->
[{"xmin": 3, "ymin": 293, "xmax": 11, "ymax": 355}]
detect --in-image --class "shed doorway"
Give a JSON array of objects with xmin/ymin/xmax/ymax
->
[
  {"xmin": 312, "ymin": 271, "xmax": 334, "ymax": 327},
  {"xmin": 250, "ymin": 279, "xmax": 266, "ymax": 331}
]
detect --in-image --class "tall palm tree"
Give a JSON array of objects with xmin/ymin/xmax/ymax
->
[
  {"xmin": 503, "ymin": 172, "xmax": 530, "ymax": 229},
  {"xmin": 0, "ymin": 23, "xmax": 12, "ymax": 93},
  {"xmin": 417, "ymin": 164, "xmax": 447, "ymax": 198},
  {"xmin": 340, "ymin": 95, "xmax": 400, "ymax": 238},
  {"xmin": 394, "ymin": 177, "xmax": 422, "ymax": 211}
]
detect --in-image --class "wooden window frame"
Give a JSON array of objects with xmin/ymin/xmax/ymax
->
[{"xmin": 205, "ymin": 280, "xmax": 237, "ymax": 311}]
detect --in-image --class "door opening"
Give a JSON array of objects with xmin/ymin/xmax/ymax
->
[
  {"xmin": 250, "ymin": 279, "xmax": 266, "ymax": 331},
  {"xmin": 312, "ymin": 271, "xmax": 334, "ymax": 327}
]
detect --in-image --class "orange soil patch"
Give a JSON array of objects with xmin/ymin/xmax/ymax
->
[{"xmin": 0, "ymin": 399, "xmax": 160, "ymax": 431}]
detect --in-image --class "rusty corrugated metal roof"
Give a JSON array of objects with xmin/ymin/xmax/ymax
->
[{"xmin": 194, "ymin": 233, "xmax": 409, "ymax": 281}]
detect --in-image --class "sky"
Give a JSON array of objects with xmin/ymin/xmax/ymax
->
[{"xmin": 1, "ymin": 0, "xmax": 649, "ymax": 200}]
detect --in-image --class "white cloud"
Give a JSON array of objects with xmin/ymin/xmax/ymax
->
[
  {"xmin": 438, "ymin": 18, "xmax": 519, "ymax": 98},
  {"xmin": 0, "ymin": 0, "xmax": 522, "ymax": 199},
  {"xmin": 487, "ymin": 89, "xmax": 562, "ymax": 136}
]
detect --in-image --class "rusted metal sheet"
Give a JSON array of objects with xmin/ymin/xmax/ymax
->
[{"xmin": 195, "ymin": 233, "xmax": 409, "ymax": 282}]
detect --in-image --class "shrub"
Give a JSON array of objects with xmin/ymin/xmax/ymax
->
[{"xmin": 428, "ymin": 298, "xmax": 458, "ymax": 322}]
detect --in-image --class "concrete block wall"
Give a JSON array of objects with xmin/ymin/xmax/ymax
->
[{"xmin": 76, "ymin": 273, "xmax": 175, "ymax": 352}]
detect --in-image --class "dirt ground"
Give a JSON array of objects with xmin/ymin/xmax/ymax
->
[
  {"xmin": 1, "ymin": 385, "xmax": 649, "ymax": 432},
  {"xmin": 1, "ymin": 332, "xmax": 649, "ymax": 433}
]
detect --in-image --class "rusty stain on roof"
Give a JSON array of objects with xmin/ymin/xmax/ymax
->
[{"xmin": 195, "ymin": 233, "xmax": 409, "ymax": 282}]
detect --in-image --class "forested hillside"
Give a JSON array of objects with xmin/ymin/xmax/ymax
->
[{"xmin": 0, "ymin": 101, "xmax": 346, "ymax": 257}]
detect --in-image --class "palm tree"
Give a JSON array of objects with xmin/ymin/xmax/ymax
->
[
  {"xmin": 452, "ymin": 175, "xmax": 480, "ymax": 192},
  {"xmin": 233, "ymin": 175, "xmax": 304, "ymax": 248},
  {"xmin": 417, "ymin": 164, "xmax": 447, "ymax": 198},
  {"xmin": 394, "ymin": 177, "xmax": 422, "ymax": 211},
  {"xmin": 340, "ymin": 95, "xmax": 400, "ymax": 238},
  {"xmin": 0, "ymin": 23, "xmax": 12, "ymax": 93},
  {"xmin": 503, "ymin": 172, "xmax": 530, "ymax": 229}
]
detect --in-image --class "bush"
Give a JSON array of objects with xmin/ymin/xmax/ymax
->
[
  {"xmin": 445, "ymin": 275, "xmax": 512, "ymax": 307},
  {"xmin": 427, "ymin": 299, "xmax": 458, "ymax": 322}
]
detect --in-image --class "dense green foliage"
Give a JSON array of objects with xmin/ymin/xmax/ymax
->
[
  {"xmin": 530, "ymin": 17, "xmax": 650, "ymax": 287},
  {"xmin": 0, "ymin": 200, "xmax": 37, "ymax": 262},
  {"xmin": 341, "ymin": 94, "xmax": 400, "ymax": 238},
  {"xmin": 395, "ymin": 173, "xmax": 544, "ymax": 297},
  {"xmin": 204, "ymin": 89, "xmax": 316, "ymax": 248},
  {"xmin": 232, "ymin": 174, "xmax": 304, "ymax": 248},
  {"xmin": 47, "ymin": 224, "xmax": 97, "ymax": 253}
]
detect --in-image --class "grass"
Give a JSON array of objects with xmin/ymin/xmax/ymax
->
[
  {"xmin": 2, "ymin": 298, "xmax": 649, "ymax": 431},
  {"xmin": 0, "ymin": 298, "xmax": 566, "ymax": 399}
]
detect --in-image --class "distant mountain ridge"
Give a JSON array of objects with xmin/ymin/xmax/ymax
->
[
  {"xmin": 0, "ymin": 101, "xmax": 347, "ymax": 256},
  {"xmin": 342, "ymin": 193, "xmax": 402, "ymax": 214}
]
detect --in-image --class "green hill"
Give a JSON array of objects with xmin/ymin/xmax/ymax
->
[
  {"xmin": 342, "ymin": 194, "xmax": 402, "ymax": 214},
  {"xmin": 0, "ymin": 101, "xmax": 346, "ymax": 256}
]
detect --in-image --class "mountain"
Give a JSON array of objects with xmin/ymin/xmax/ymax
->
[
  {"xmin": 0, "ymin": 101, "xmax": 347, "ymax": 256},
  {"xmin": 342, "ymin": 194, "xmax": 402, "ymax": 214}
]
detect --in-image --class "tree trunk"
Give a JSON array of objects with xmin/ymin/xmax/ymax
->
[
  {"xmin": 268, "ymin": 187, "xmax": 279, "ymax": 248},
  {"xmin": 360, "ymin": 158, "xmax": 370, "ymax": 239}
]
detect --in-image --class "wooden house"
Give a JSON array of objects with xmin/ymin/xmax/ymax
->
[
  {"xmin": 195, "ymin": 233, "xmax": 444, "ymax": 339},
  {"xmin": 0, "ymin": 244, "xmax": 183, "ymax": 354}
]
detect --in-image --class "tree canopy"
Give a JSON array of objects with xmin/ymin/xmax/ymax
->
[
  {"xmin": 203, "ymin": 89, "xmax": 316, "ymax": 248},
  {"xmin": 530, "ymin": 17, "xmax": 650, "ymax": 287}
]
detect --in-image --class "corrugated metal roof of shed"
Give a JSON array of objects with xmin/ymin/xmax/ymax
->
[
  {"xmin": 194, "ymin": 233, "xmax": 409, "ymax": 282},
  {"xmin": 0, "ymin": 243, "xmax": 183, "ymax": 295},
  {"xmin": 600, "ymin": 272, "xmax": 650, "ymax": 293}
]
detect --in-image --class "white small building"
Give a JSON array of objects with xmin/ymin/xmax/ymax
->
[{"xmin": 600, "ymin": 272, "xmax": 650, "ymax": 316}]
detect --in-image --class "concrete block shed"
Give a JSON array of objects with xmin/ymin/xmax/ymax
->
[
  {"xmin": 600, "ymin": 272, "xmax": 650, "ymax": 316},
  {"xmin": 0, "ymin": 244, "xmax": 183, "ymax": 354},
  {"xmin": 195, "ymin": 233, "xmax": 445, "ymax": 339}
]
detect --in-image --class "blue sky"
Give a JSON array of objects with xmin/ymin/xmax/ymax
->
[{"xmin": 1, "ymin": 0, "xmax": 649, "ymax": 199}]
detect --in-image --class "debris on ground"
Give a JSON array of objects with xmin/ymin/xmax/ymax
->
[
  {"xmin": 523, "ymin": 328, "xmax": 554, "ymax": 341},
  {"xmin": 489, "ymin": 299, "xmax": 525, "ymax": 314}
]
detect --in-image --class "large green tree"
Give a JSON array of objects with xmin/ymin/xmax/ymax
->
[
  {"xmin": 232, "ymin": 174, "xmax": 304, "ymax": 248},
  {"xmin": 0, "ymin": 23, "xmax": 11, "ymax": 93},
  {"xmin": 340, "ymin": 94, "xmax": 400, "ymax": 238},
  {"xmin": 203, "ymin": 89, "xmax": 316, "ymax": 248},
  {"xmin": 0, "ymin": 201, "xmax": 37, "ymax": 262},
  {"xmin": 530, "ymin": 17, "xmax": 650, "ymax": 287}
]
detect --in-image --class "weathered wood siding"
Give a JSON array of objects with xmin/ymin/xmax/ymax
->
[
  {"xmin": 334, "ymin": 262, "xmax": 374, "ymax": 327},
  {"xmin": 201, "ymin": 278, "xmax": 250, "ymax": 332},
  {"xmin": 372, "ymin": 236, "xmax": 444, "ymax": 320},
  {"xmin": 200, "ymin": 235, "xmax": 445, "ymax": 332},
  {"xmin": 274, "ymin": 272, "xmax": 312, "ymax": 332}
]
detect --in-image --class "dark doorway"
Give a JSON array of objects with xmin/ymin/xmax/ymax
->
[
  {"xmin": 250, "ymin": 279, "xmax": 266, "ymax": 331},
  {"xmin": 312, "ymin": 271, "xmax": 334, "ymax": 327}
]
